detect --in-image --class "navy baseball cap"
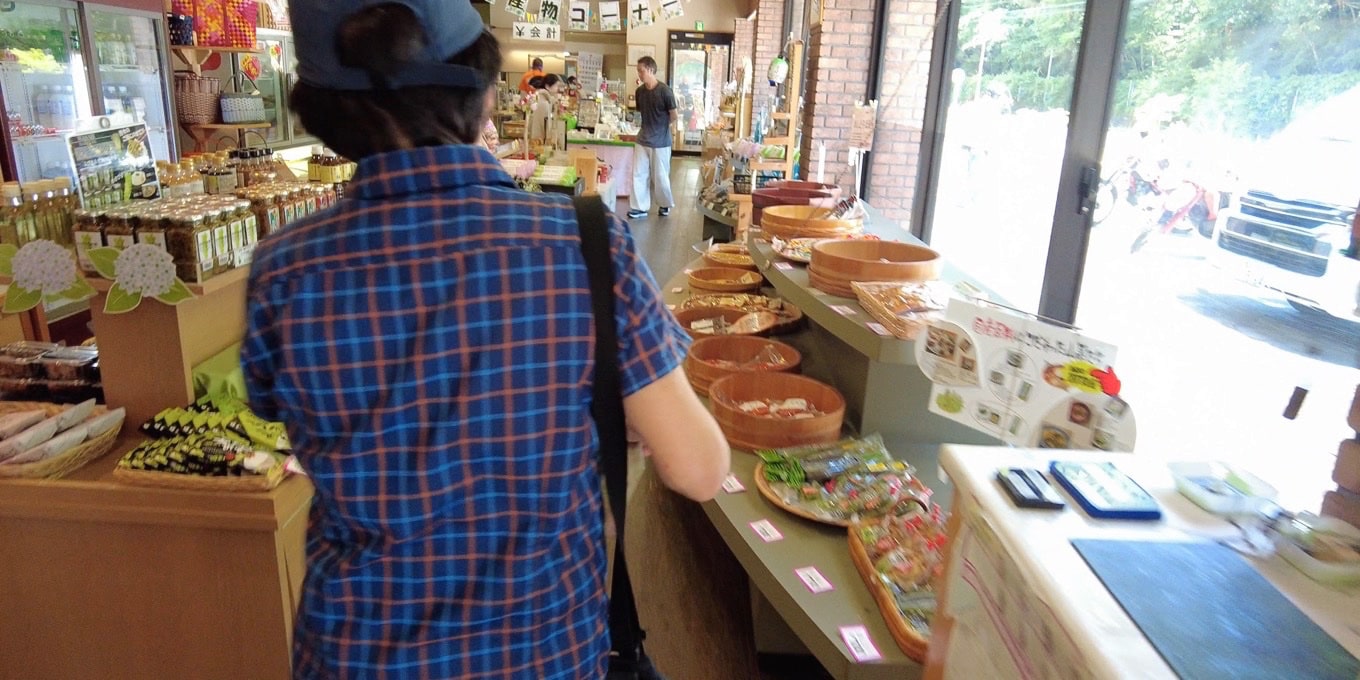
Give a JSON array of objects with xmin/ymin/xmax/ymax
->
[{"xmin": 291, "ymin": 0, "xmax": 487, "ymax": 90}]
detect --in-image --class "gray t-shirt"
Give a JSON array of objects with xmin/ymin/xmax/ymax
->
[{"xmin": 634, "ymin": 81, "xmax": 676, "ymax": 149}]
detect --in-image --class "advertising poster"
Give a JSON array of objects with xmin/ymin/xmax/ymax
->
[
  {"xmin": 918, "ymin": 299, "xmax": 1135, "ymax": 451},
  {"xmin": 66, "ymin": 122, "xmax": 160, "ymax": 208}
]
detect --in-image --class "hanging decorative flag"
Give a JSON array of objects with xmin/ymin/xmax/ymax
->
[
  {"xmin": 512, "ymin": 21, "xmax": 561, "ymax": 41},
  {"xmin": 569, "ymin": 0, "xmax": 589, "ymax": 30},
  {"xmin": 628, "ymin": 0, "xmax": 653, "ymax": 28},
  {"xmin": 538, "ymin": 0, "xmax": 561, "ymax": 23},
  {"xmin": 598, "ymin": 1, "xmax": 622, "ymax": 30},
  {"xmin": 658, "ymin": 0, "xmax": 683, "ymax": 19},
  {"xmin": 504, "ymin": 0, "xmax": 528, "ymax": 19}
]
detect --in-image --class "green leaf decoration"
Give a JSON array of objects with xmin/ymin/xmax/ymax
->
[
  {"xmin": 103, "ymin": 283, "xmax": 143, "ymax": 314},
  {"xmin": 2, "ymin": 284, "xmax": 43, "ymax": 313},
  {"xmin": 154, "ymin": 278, "xmax": 196, "ymax": 306},
  {"xmin": 51, "ymin": 277, "xmax": 97, "ymax": 303},
  {"xmin": 89, "ymin": 247, "xmax": 121, "ymax": 280},
  {"xmin": 0, "ymin": 244, "xmax": 17, "ymax": 277}
]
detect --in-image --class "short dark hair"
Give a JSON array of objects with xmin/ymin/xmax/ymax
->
[
  {"xmin": 290, "ymin": 3, "xmax": 502, "ymax": 159},
  {"xmin": 637, "ymin": 56, "xmax": 657, "ymax": 73},
  {"xmin": 528, "ymin": 76, "xmax": 545, "ymax": 90},
  {"xmin": 543, "ymin": 74, "xmax": 561, "ymax": 88},
  {"xmin": 531, "ymin": 57, "xmax": 544, "ymax": 69}
]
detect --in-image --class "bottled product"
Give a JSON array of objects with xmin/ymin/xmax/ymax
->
[
  {"xmin": 103, "ymin": 86, "xmax": 122, "ymax": 117},
  {"xmin": 2, "ymin": 183, "xmax": 35, "ymax": 245},
  {"xmin": 33, "ymin": 86, "xmax": 51, "ymax": 130},
  {"xmin": 308, "ymin": 145, "xmax": 324, "ymax": 182},
  {"xmin": 104, "ymin": 210, "xmax": 135, "ymax": 250},
  {"xmin": 71, "ymin": 209, "xmax": 103, "ymax": 272}
]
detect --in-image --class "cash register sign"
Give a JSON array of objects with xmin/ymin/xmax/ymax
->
[{"xmin": 916, "ymin": 299, "xmax": 1136, "ymax": 451}]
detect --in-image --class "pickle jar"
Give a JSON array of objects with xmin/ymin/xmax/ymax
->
[
  {"xmin": 166, "ymin": 212, "xmax": 207, "ymax": 284},
  {"xmin": 136, "ymin": 206, "xmax": 171, "ymax": 252},
  {"xmin": 70, "ymin": 209, "xmax": 104, "ymax": 273},
  {"xmin": 103, "ymin": 210, "xmax": 135, "ymax": 250}
]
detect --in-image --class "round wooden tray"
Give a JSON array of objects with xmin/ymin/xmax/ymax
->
[
  {"xmin": 848, "ymin": 522, "xmax": 932, "ymax": 662},
  {"xmin": 687, "ymin": 267, "xmax": 764, "ymax": 293},
  {"xmin": 753, "ymin": 461, "xmax": 853, "ymax": 527},
  {"xmin": 112, "ymin": 463, "xmax": 285, "ymax": 492}
]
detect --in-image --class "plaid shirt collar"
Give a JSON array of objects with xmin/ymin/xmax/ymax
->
[{"xmin": 348, "ymin": 144, "xmax": 517, "ymax": 201}]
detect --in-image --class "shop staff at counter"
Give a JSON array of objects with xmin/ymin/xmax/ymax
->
[{"xmin": 247, "ymin": 1, "xmax": 730, "ymax": 678}]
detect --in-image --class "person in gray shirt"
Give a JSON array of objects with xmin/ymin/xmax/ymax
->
[{"xmin": 627, "ymin": 56, "xmax": 677, "ymax": 219}]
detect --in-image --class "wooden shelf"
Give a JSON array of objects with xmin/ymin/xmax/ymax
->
[
  {"xmin": 170, "ymin": 45, "xmax": 261, "ymax": 76},
  {"xmin": 171, "ymin": 45, "xmax": 260, "ymax": 54},
  {"xmin": 770, "ymin": 112, "xmax": 795, "ymax": 120},
  {"xmin": 186, "ymin": 123, "xmax": 270, "ymax": 130}
]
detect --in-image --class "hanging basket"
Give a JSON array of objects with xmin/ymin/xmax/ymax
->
[
  {"xmin": 174, "ymin": 72, "xmax": 219, "ymax": 125},
  {"xmin": 220, "ymin": 73, "xmax": 267, "ymax": 124}
]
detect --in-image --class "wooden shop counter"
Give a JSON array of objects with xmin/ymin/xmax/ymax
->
[{"xmin": 0, "ymin": 432, "xmax": 312, "ymax": 680}]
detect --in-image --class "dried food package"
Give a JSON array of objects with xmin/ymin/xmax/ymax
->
[{"xmin": 851, "ymin": 281, "xmax": 950, "ymax": 340}]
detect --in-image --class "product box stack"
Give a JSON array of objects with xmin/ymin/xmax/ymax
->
[{"xmin": 1322, "ymin": 384, "xmax": 1360, "ymax": 528}]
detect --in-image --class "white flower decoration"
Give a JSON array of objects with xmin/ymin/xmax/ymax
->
[
  {"xmin": 12, "ymin": 240, "xmax": 78, "ymax": 295},
  {"xmin": 114, "ymin": 243, "xmax": 177, "ymax": 297}
]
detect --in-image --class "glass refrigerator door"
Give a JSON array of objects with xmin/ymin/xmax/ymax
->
[
  {"xmin": 243, "ymin": 30, "xmax": 285, "ymax": 145},
  {"xmin": 0, "ymin": 0, "xmax": 94, "ymax": 182},
  {"xmin": 84, "ymin": 7, "xmax": 172, "ymax": 163}
]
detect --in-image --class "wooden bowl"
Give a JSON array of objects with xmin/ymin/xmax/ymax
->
[
  {"xmin": 673, "ymin": 307, "xmax": 777, "ymax": 339},
  {"xmin": 760, "ymin": 205, "xmax": 864, "ymax": 241},
  {"xmin": 702, "ymin": 243, "xmax": 758, "ymax": 270},
  {"xmin": 809, "ymin": 239, "xmax": 942, "ymax": 297},
  {"xmin": 762, "ymin": 179, "xmax": 843, "ymax": 200},
  {"xmin": 684, "ymin": 335, "xmax": 802, "ymax": 396},
  {"xmin": 687, "ymin": 267, "xmax": 764, "ymax": 293},
  {"xmin": 707, "ymin": 372, "xmax": 845, "ymax": 452},
  {"xmin": 752, "ymin": 187, "xmax": 836, "ymax": 227}
]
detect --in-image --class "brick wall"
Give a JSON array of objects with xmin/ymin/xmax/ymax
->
[
  {"xmin": 753, "ymin": 0, "xmax": 785, "ymax": 90},
  {"xmin": 799, "ymin": 0, "xmax": 877, "ymax": 192},
  {"xmin": 733, "ymin": 17, "xmax": 755, "ymax": 80},
  {"xmin": 864, "ymin": 0, "xmax": 945, "ymax": 228}
]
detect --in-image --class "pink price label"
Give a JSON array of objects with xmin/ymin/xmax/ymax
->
[
  {"xmin": 774, "ymin": 262, "xmax": 794, "ymax": 271},
  {"xmin": 749, "ymin": 519, "xmax": 783, "ymax": 543},
  {"xmin": 839, "ymin": 626, "xmax": 883, "ymax": 662},
  {"xmin": 721, "ymin": 474, "xmax": 746, "ymax": 493},
  {"xmin": 671, "ymin": 287, "xmax": 684, "ymax": 294},
  {"xmin": 866, "ymin": 322, "xmax": 891, "ymax": 336},
  {"xmin": 795, "ymin": 566, "xmax": 834, "ymax": 594}
]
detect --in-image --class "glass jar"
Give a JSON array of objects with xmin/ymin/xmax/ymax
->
[
  {"xmin": 103, "ymin": 210, "xmax": 135, "ymax": 250},
  {"xmin": 70, "ymin": 209, "xmax": 103, "ymax": 273}
]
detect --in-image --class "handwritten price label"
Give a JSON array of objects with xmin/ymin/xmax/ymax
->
[
  {"xmin": 749, "ymin": 519, "xmax": 783, "ymax": 543},
  {"xmin": 866, "ymin": 322, "xmax": 891, "ymax": 336},
  {"xmin": 839, "ymin": 625, "xmax": 883, "ymax": 662},
  {"xmin": 721, "ymin": 474, "xmax": 746, "ymax": 494},
  {"xmin": 774, "ymin": 262, "xmax": 794, "ymax": 271},
  {"xmin": 795, "ymin": 566, "xmax": 834, "ymax": 594},
  {"xmin": 831, "ymin": 305, "xmax": 857, "ymax": 317}
]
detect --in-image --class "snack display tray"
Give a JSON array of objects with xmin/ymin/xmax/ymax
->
[
  {"xmin": 753, "ymin": 461, "xmax": 853, "ymax": 527},
  {"xmin": 847, "ymin": 522, "xmax": 931, "ymax": 662},
  {"xmin": 112, "ymin": 463, "xmax": 284, "ymax": 492}
]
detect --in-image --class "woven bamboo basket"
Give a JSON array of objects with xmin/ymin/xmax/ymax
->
[
  {"xmin": 0, "ymin": 402, "xmax": 121, "ymax": 480},
  {"xmin": 174, "ymin": 73, "xmax": 219, "ymax": 125},
  {"xmin": 112, "ymin": 462, "xmax": 285, "ymax": 492}
]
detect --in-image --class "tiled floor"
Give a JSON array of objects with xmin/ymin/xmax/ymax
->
[{"xmin": 623, "ymin": 156, "xmax": 837, "ymax": 680}]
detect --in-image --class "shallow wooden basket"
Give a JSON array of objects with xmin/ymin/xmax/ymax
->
[
  {"xmin": 809, "ymin": 240, "xmax": 942, "ymax": 298},
  {"xmin": 760, "ymin": 205, "xmax": 864, "ymax": 241},
  {"xmin": 0, "ymin": 402, "xmax": 121, "ymax": 480},
  {"xmin": 707, "ymin": 372, "xmax": 845, "ymax": 452},
  {"xmin": 687, "ymin": 266, "xmax": 764, "ymax": 293},
  {"xmin": 847, "ymin": 521, "xmax": 933, "ymax": 662},
  {"xmin": 673, "ymin": 307, "xmax": 777, "ymax": 339},
  {"xmin": 684, "ymin": 335, "xmax": 802, "ymax": 396},
  {"xmin": 112, "ymin": 463, "xmax": 285, "ymax": 492},
  {"xmin": 702, "ymin": 244, "xmax": 758, "ymax": 271}
]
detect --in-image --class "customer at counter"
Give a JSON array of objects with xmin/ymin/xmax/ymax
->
[{"xmin": 245, "ymin": 1, "xmax": 730, "ymax": 677}]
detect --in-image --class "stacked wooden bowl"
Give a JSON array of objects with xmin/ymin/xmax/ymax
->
[
  {"xmin": 673, "ymin": 307, "xmax": 778, "ymax": 339},
  {"xmin": 762, "ymin": 179, "xmax": 843, "ymax": 199},
  {"xmin": 760, "ymin": 205, "xmax": 864, "ymax": 241},
  {"xmin": 687, "ymin": 267, "xmax": 764, "ymax": 293},
  {"xmin": 702, "ymin": 243, "xmax": 758, "ymax": 271},
  {"xmin": 685, "ymin": 336, "xmax": 802, "ymax": 396},
  {"xmin": 751, "ymin": 187, "xmax": 836, "ymax": 227},
  {"xmin": 708, "ymin": 372, "xmax": 845, "ymax": 452},
  {"xmin": 808, "ymin": 239, "xmax": 943, "ymax": 298}
]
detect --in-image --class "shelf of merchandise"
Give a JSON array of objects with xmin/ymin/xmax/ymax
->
[
  {"xmin": 181, "ymin": 122, "xmax": 272, "ymax": 152},
  {"xmin": 169, "ymin": 45, "xmax": 260, "ymax": 77}
]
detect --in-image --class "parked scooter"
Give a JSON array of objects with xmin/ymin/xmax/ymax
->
[
  {"xmin": 1129, "ymin": 179, "xmax": 1221, "ymax": 253},
  {"xmin": 1093, "ymin": 157, "xmax": 1167, "ymax": 225}
]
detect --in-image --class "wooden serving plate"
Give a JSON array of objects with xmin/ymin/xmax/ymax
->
[{"xmin": 848, "ymin": 523, "xmax": 932, "ymax": 662}]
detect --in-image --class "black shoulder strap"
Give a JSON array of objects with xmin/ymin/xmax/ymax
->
[{"xmin": 573, "ymin": 195, "xmax": 645, "ymax": 665}]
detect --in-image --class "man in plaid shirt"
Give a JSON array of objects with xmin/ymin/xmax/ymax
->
[{"xmin": 243, "ymin": 2, "xmax": 729, "ymax": 677}]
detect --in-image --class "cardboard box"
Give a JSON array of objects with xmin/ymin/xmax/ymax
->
[
  {"xmin": 1335, "ymin": 439, "xmax": 1360, "ymax": 494},
  {"xmin": 193, "ymin": 0, "xmax": 227, "ymax": 47}
]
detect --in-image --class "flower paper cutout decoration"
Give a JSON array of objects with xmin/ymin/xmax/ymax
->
[
  {"xmin": 0, "ymin": 240, "xmax": 97, "ymax": 313},
  {"xmin": 89, "ymin": 244, "xmax": 196, "ymax": 314}
]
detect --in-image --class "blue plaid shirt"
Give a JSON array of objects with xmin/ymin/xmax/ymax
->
[{"xmin": 242, "ymin": 145, "xmax": 688, "ymax": 679}]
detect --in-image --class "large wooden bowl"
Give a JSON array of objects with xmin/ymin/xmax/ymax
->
[
  {"xmin": 673, "ymin": 307, "xmax": 777, "ymax": 339},
  {"xmin": 752, "ymin": 187, "xmax": 836, "ymax": 227},
  {"xmin": 702, "ymin": 243, "xmax": 758, "ymax": 271},
  {"xmin": 707, "ymin": 372, "xmax": 845, "ymax": 452},
  {"xmin": 809, "ymin": 239, "xmax": 942, "ymax": 297},
  {"xmin": 687, "ymin": 266, "xmax": 764, "ymax": 293},
  {"xmin": 760, "ymin": 205, "xmax": 864, "ymax": 241},
  {"xmin": 684, "ymin": 335, "xmax": 802, "ymax": 396},
  {"xmin": 762, "ymin": 179, "xmax": 843, "ymax": 200}
]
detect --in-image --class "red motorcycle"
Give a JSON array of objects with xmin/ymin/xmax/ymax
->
[{"xmin": 1129, "ymin": 179, "xmax": 1221, "ymax": 253}]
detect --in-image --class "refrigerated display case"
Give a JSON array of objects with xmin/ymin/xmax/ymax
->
[
  {"xmin": 667, "ymin": 31, "xmax": 731, "ymax": 155},
  {"xmin": 196, "ymin": 28, "xmax": 315, "ymax": 151},
  {"xmin": 0, "ymin": 0, "xmax": 174, "ymax": 184}
]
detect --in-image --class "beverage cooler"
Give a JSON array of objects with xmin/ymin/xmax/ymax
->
[{"xmin": 0, "ymin": 0, "xmax": 173, "ymax": 184}]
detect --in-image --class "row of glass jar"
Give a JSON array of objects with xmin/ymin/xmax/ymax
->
[
  {"xmin": 71, "ymin": 181, "xmax": 338, "ymax": 285},
  {"xmin": 0, "ymin": 178, "xmax": 79, "ymax": 248}
]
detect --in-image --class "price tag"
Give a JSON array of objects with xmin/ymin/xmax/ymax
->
[
  {"xmin": 671, "ymin": 287, "xmax": 684, "ymax": 294},
  {"xmin": 866, "ymin": 322, "xmax": 891, "ymax": 336},
  {"xmin": 795, "ymin": 566, "xmax": 834, "ymax": 593},
  {"xmin": 839, "ymin": 625, "xmax": 883, "ymax": 662},
  {"xmin": 831, "ymin": 305, "xmax": 857, "ymax": 317},
  {"xmin": 666, "ymin": 304, "xmax": 676, "ymax": 311},
  {"xmin": 774, "ymin": 262, "xmax": 794, "ymax": 271},
  {"xmin": 749, "ymin": 519, "xmax": 783, "ymax": 543},
  {"xmin": 721, "ymin": 474, "xmax": 746, "ymax": 494}
]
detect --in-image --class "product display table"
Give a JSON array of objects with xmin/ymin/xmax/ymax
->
[
  {"xmin": 926, "ymin": 445, "xmax": 1360, "ymax": 679},
  {"xmin": 0, "ymin": 432, "xmax": 311, "ymax": 680},
  {"xmin": 567, "ymin": 137, "xmax": 634, "ymax": 197}
]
